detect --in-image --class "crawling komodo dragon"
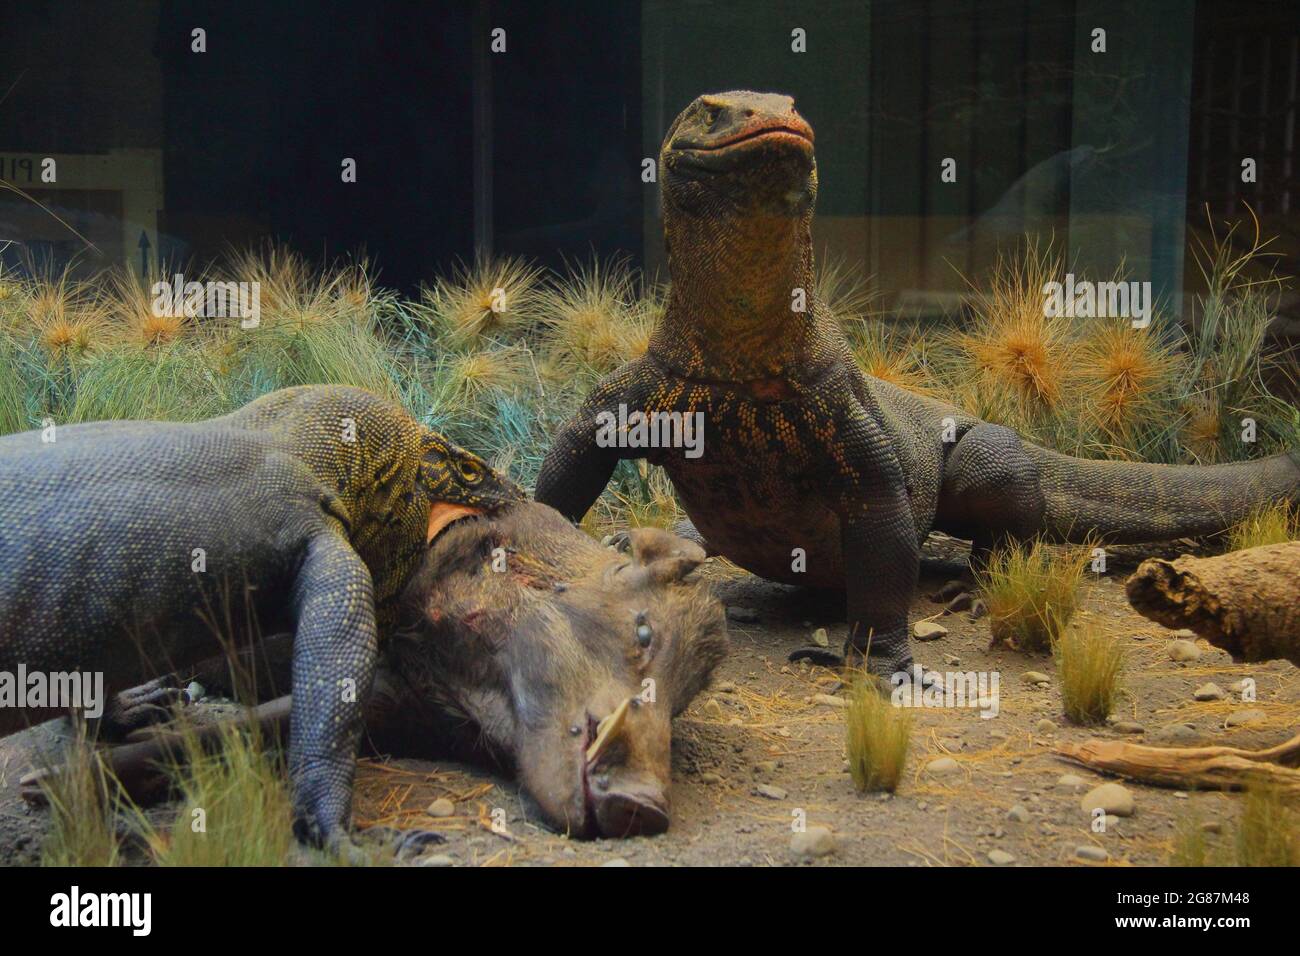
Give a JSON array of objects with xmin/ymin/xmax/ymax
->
[
  {"xmin": 536, "ymin": 90, "xmax": 1300, "ymax": 680},
  {"xmin": 0, "ymin": 384, "xmax": 523, "ymax": 849}
]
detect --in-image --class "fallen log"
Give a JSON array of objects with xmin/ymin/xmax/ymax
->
[
  {"xmin": 1057, "ymin": 541, "xmax": 1300, "ymax": 795},
  {"xmin": 1124, "ymin": 541, "xmax": 1300, "ymax": 666}
]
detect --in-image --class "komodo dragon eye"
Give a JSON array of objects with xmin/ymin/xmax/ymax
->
[{"xmin": 456, "ymin": 459, "xmax": 485, "ymax": 484}]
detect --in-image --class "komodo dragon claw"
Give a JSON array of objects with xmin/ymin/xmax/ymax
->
[{"xmin": 101, "ymin": 674, "xmax": 187, "ymax": 740}]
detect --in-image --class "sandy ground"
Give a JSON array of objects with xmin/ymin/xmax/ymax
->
[{"xmin": 1, "ymin": 539, "xmax": 1296, "ymax": 867}]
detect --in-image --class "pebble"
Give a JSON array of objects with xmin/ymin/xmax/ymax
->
[
  {"xmin": 943, "ymin": 653, "xmax": 961, "ymax": 666},
  {"xmin": 811, "ymin": 627, "xmax": 830, "ymax": 648},
  {"xmin": 1194, "ymin": 682, "xmax": 1226, "ymax": 702},
  {"xmin": 1056, "ymin": 773, "xmax": 1088, "ymax": 792},
  {"xmin": 1200, "ymin": 821, "xmax": 1223, "ymax": 834},
  {"xmin": 1035, "ymin": 718, "xmax": 1058, "ymax": 734},
  {"xmin": 1167, "ymin": 639, "xmax": 1201, "ymax": 662},
  {"xmin": 602, "ymin": 858, "xmax": 631, "ymax": 867},
  {"xmin": 699, "ymin": 772, "xmax": 723, "ymax": 785},
  {"xmin": 1006, "ymin": 805, "xmax": 1030, "ymax": 823},
  {"xmin": 790, "ymin": 826, "xmax": 836, "ymax": 859},
  {"xmin": 754, "ymin": 760, "xmax": 778, "ymax": 774},
  {"xmin": 1075, "ymin": 845, "xmax": 1109, "ymax": 862},
  {"xmin": 1111, "ymin": 721, "xmax": 1146, "ymax": 735},
  {"xmin": 1080, "ymin": 782, "xmax": 1135, "ymax": 817},
  {"xmin": 417, "ymin": 854, "xmax": 456, "ymax": 867},
  {"xmin": 913, "ymin": 621, "xmax": 948, "ymax": 641},
  {"xmin": 1022, "ymin": 671, "xmax": 1051, "ymax": 685},
  {"xmin": 986, "ymin": 849, "xmax": 1015, "ymax": 866},
  {"xmin": 426, "ymin": 798, "xmax": 455, "ymax": 818},
  {"xmin": 703, "ymin": 698, "xmax": 724, "ymax": 717},
  {"xmin": 813, "ymin": 693, "xmax": 846, "ymax": 709},
  {"xmin": 716, "ymin": 681, "xmax": 738, "ymax": 694},
  {"xmin": 726, "ymin": 606, "xmax": 759, "ymax": 623},
  {"xmin": 754, "ymin": 784, "xmax": 788, "ymax": 800},
  {"xmin": 925, "ymin": 756, "xmax": 960, "ymax": 776},
  {"xmin": 1224, "ymin": 708, "xmax": 1266, "ymax": 728},
  {"xmin": 1150, "ymin": 723, "xmax": 1201, "ymax": 746},
  {"xmin": 184, "ymin": 681, "xmax": 205, "ymax": 703}
]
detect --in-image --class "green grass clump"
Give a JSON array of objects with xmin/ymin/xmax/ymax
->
[
  {"xmin": 1053, "ymin": 623, "xmax": 1125, "ymax": 725},
  {"xmin": 150, "ymin": 722, "xmax": 295, "ymax": 867},
  {"xmin": 62, "ymin": 340, "xmax": 232, "ymax": 424},
  {"xmin": 38, "ymin": 730, "xmax": 125, "ymax": 867},
  {"xmin": 1226, "ymin": 501, "xmax": 1299, "ymax": 552},
  {"xmin": 844, "ymin": 675, "xmax": 913, "ymax": 793},
  {"xmin": 977, "ymin": 539, "xmax": 1086, "ymax": 652}
]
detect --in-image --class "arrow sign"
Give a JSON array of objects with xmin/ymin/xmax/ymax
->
[{"xmin": 137, "ymin": 230, "xmax": 151, "ymax": 280}]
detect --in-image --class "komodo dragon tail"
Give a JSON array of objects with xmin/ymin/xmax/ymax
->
[{"xmin": 1028, "ymin": 446, "xmax": 1300, "ymax": 544}]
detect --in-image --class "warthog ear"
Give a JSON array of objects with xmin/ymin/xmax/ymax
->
[{"xmin": 626, "ymin": 527, "xmax": 705, "ymax": 584}]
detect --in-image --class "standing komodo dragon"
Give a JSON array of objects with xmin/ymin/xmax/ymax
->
[
  {"xmin": 0, "ymin": 384, "xmax": 523, "ymax": 850},
  {"xmin": 535, "ymin": 90, "xmax": 1300, "ymax": 680}
]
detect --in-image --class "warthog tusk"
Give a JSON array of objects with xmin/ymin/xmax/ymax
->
[{"xmin": 586, "ymin": 697, "xmax": 632, "ymax": 764}]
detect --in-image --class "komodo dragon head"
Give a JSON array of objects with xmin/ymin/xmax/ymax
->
[
  {"xmin": 231, "ymin": 385, "xmax": 526, "ymax": 617},
  {"xmin": 652, "ymin": 91, "xmax": 822, "ymax": 378},
  {"xmin": 660, "ymin": 90, "xmax": 816, "ymax": 220}
]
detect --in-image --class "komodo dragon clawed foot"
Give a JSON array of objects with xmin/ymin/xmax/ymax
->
[
  {"xmin": 786, "ymin": 647, "xmax": 947, "ymax": 694},
  {"xmin": 101, "ymin": 674, "xmax": 187, "ymax": 740},
  {"xmin": 362, "ymin": 825, "xmax": 448, "ymax": 862}
]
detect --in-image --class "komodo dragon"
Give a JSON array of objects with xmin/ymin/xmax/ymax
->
[
  {"xmin": 0, "ymin": 384, "xmax": 523, "ymax": 849},
  {"xmin": 535, "ymin": 90, "xmax": 1300, "ymax": 680}
]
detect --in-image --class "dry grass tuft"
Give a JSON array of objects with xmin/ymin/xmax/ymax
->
[
  {"xmin": 1226, "ymin": 501, "xmax": 1299, "ymax": 552},
  {"xmin": 977, "ymin": 539, "xmax": 1087, "ymax": 653},
  {"xmin": 844, "ymin": 675, "xmax": 912, "ymax": 792},
  {"xmin": 424, "ymin": 256, "xmax": 545, "ymax": 345},
  {"xmin": 1053, "ymin": 623, "xmax": 1125, "ymax": 725},
  {"xmin": 38, "ymin": 728, "xmax": 124, "ymax": 867},
  {"xmin": 536, "ymin": 258, "xmax": 650, "ymax": 379}
]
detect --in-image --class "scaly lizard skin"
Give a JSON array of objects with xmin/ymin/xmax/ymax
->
[
  {"xmin": 536, "ymin": 90, "xmax": 1300, "ymax": 678},
  {"xmin": 0, "ymin": 384, "xmax": 523, "ymax": 848}
]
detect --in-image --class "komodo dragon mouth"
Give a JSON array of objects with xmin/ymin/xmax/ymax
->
[{"xmin": 426, "ymin": 501, "xmax": 484, "ymax": 544}]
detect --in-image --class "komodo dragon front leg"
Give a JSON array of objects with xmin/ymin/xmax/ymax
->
[{"xmin": 789, "ymin": 409, "xmax": 922, "ymax": 680}]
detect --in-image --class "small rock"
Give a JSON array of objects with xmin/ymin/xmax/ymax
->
[
  {"xmin": 1228, "ymin": 679, "xmax": 1253, "ymax": 695},
  {"xmin": 1035, "ymin": 718, "xmax": 1058, "ymax": 734},
  {"xmin": 925, "ymin": 756, "xmax": 960, "ymax": 776},
  {"xmin": 1075, "ymin": 845, "xmax": 1109, "ymax": 862},
  {"xmin": 1022, "ymin": 671, "xmax": 1051, "ymax": 685},
  {"xmin": 986, "ymin": 849, "xmax": 1015, "ymax": 866},
  {"xmin": 1111, "ymin": 721, "xmax": 1146, "ymax": 735},
  {"xmin": 1224, "ymin": 708, "xmax": 1266, "ymax": 728},
  {"xmin": 703, "ymin": 698, "xmax": 724, "ymax": 718},
  {"xmin": 1150, "ymin": 723, "xmax": 1202, "ymax": 746},
  {"xmin": 812, "ymin": 693, "xmax": 846, "ymax": 709},
  {"xmin": 417, "ymin": 854, "xmax": 456, "ymax": 868},
  {"xmin": 715, "ymin": 681, "xmax": 738, "ymax": 694},
  {"xmin": 943, "ymin": 653, "xmax": 962, "ymax": 666},
  {"xmin": 1194, "ymin": 682, "xmax": 1226, "ymax": 702},
  {"xmin": 754, "ymin": 784, "xmax": 788, "ymax": 800},
  {"xmin": 1056, "ymin": 773, "xmax": 1088, "ymax": 792},
  {"xmin": 699, "ymin": 771, "xmax": 723, "ymax": 785},
  {"xmin": 602, "ymin": 858, "xmax": 631, "ymax": 867},
  {"xmin": 426, "ymin": 798, "xmax": 455, "ymax": 818},
  {"xmin": 1200, "ymin": 821, "xmax": 1223, "ymax": 835},
  {"xmin": 811, "ymin": 627, "xmax": 830, "ymax": 648},
  {"xmin": 726, "ymin": 606, "xmax": 759, "ymax": 623},
  {"xmin": 753, "ymin": 760, "xmax": 778, "ymax": 775},
  {"xmin": 790, "ymin": 826, "xmax": 836, "ymax": 860},
  {"xmin": 184, "ymin": 681, "xmax": 206, "ymax": 703},
  {"xmin": 1167, "ymin": 639, "xmax": 1201, "ymax": 662},
  {"xmin": 913, "ymin": 621, "xmax": 948, "ymax": 641},
  {"xmin": 1174, "ymin": 628, "xmax": 1196, "ymax": 639},
  {"xmin": 1006, "ymin": 805, "xmax": 1030, "ymax": 823},
  {"xmin": 1080, "ymin": 782, "xmax": 1135, "ymax": 817}
]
